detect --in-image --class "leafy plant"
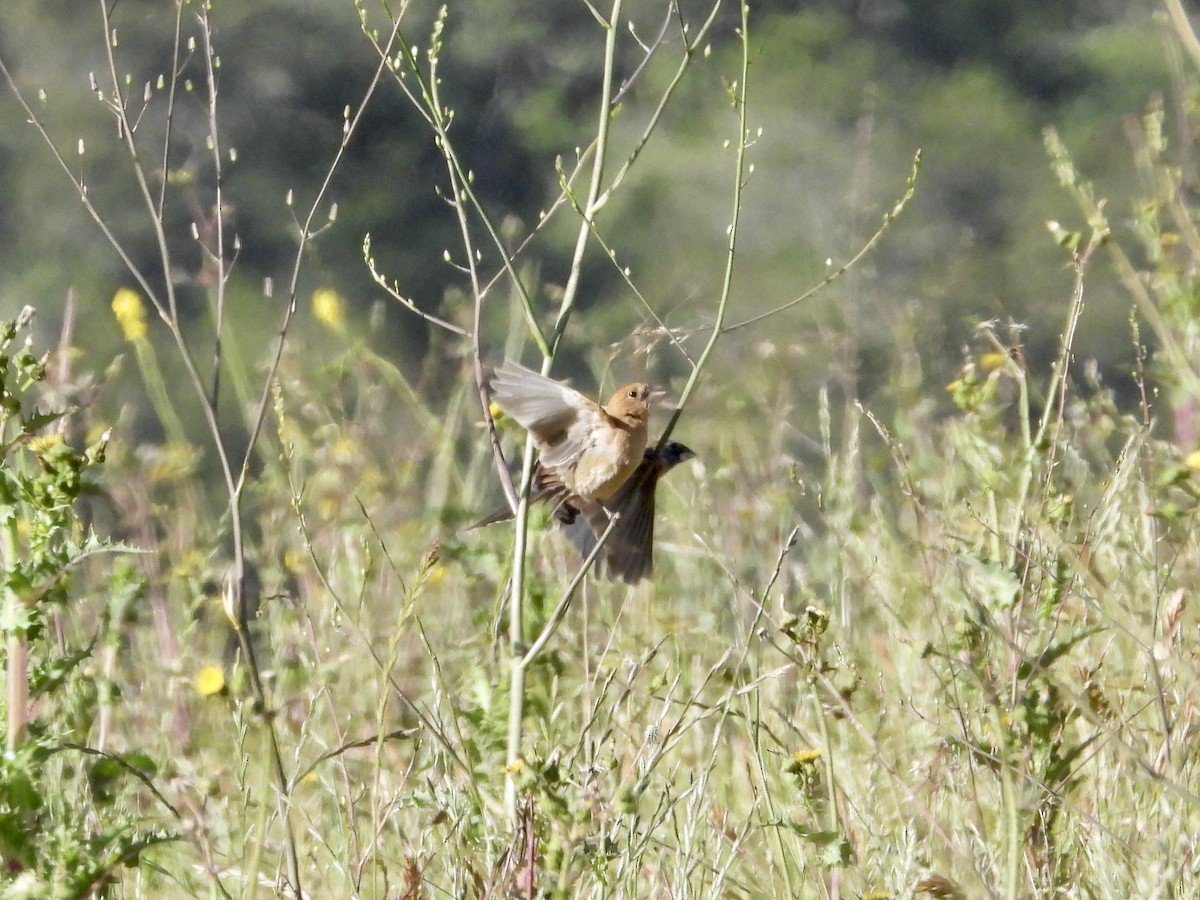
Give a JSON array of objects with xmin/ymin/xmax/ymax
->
[{"xmin": 0, "ymin": 307, "xmax": 173, "ymax": 894}]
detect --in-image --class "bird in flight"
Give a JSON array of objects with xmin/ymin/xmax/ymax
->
[
  {"xmin": 476, "ymin": 360, "xmax": 692, "ymax": 582},
  {"xmin": 489, "ymin": 359, "xmax": 662, "ymax": 501}
]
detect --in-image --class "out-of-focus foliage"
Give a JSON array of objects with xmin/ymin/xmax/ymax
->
[{"xmin": 0, "ymin": 0, "xmax": 1171, "ymax": 404}]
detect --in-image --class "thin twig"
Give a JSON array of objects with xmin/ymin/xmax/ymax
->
[
  {"xmin": 649, "ymin": 1, "xmax": 754, "ymax": 454},
  {"xmin": 520, "ymin": 512, "xmax": 624, "ymax": 667},
  {"xmin": 721, "ymin": 149, "xmax": 921, "ymax": 334}
]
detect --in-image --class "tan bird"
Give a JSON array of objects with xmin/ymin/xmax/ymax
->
[
  {"xmin": 471, "ymin": 441, "xmax": 696, "ymax": 581},
  {"xmin": 488, "ymin": 359, "xmax": 662, "ymax": 502},
  {"xmin": 558, "ymin": 440, "xmax": 696, "ymax": 584}
]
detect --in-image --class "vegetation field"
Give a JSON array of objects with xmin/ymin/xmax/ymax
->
[{"xmin": 1, "ymin": 1, "xmax": 1199, "ymax": 897}]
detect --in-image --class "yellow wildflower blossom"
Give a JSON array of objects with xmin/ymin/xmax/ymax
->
[
  {"xmin": 27, "ymin": 433, "xmax": 64, "ymax": 455},
  {"xmin": 283, "ymin": 549, "xmax": 305, "ymax": 572},
  {"xmin": 312, "ymin": 287, "xmax": 346, "ymax": 334},
  {"xmin": 194, "ymin": 665, "xmax": 226, "ymax": 696},
  {"xmin": 111, "ymin": 288, "xmax": 148, "ymax": 342},
  {"xmin": 426, "ymin": 564, "xmax": 447, "ymax": 588},
  {"xmin": 979, "ymin": 351, "xmax": 1008, "ymax": 371},
  {"xmin": 789, "ymin": 748, "xmax": 823, "ymax": 766}
]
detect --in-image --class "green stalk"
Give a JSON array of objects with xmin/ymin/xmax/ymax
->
[
  {"xmin": 992, "ymin": 703, "xmax": 1023, "ymax": 900},
  {"xmin": 1006, "ymin": 244, "xmax": 1089, "ymax": 570},
  {"xmin": 503, "ymin": 0, "xmax": 624, "ymax": 821},
  {"xmin": 503, "ymin": 433, "xmax": 537, "ymax": 818},
  {"xmin": 654, "ymin": 0, "xmax": 752, "ymax": 447},
  {"xmin": 2, "ymin": 515, "xmax": 26, "ymax": 753},
  {"xmin": 132, "ymin": 337, "xmax": 189, "ymax": 446}
]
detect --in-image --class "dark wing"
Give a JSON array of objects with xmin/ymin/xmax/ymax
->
[
  {"xmin": 555, "ymin": 459, "xmax": 657, "ymax": 584},
  {"xmin": 594, "ymin": 442, "xmax": 694, "ymax": 583},
  {"xmin": 600, "ymin": 473, "xmax": 658, "ymax": 584},
  {"xmin": 556, "ymin": 495, "xmax": 609, "ymax": 558},
  {"xmin": 514, "ymin": 438, "xmax": 696, "ymax": 583}
]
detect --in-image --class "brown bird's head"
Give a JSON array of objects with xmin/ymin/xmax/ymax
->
[{"xmin": 603, "ymin": 382, "xmax": 663, "ymax": 428}]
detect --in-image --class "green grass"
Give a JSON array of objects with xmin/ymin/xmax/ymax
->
[
  {"xmin": 4, "ymin": 3, "xmax": 1200, "ymax": 897},
  {"xmin": 8, "ymin": 286, "xmax": 1200, "ymax": 897}
]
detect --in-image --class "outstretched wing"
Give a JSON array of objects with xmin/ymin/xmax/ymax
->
[
  {"xmin": 490, "ymin": 360, "xmax": 609, "ymax": 472},
  {"xmin": 555, "ymin": 460, "xmax": 657, "ymax": 584},
  {"xmin": 599, "ymin": 471, "xmax": 658, "ymax": 584},
  {"xmin": 557, "ymin": 441, "xmax": 696, "ymax": 583}
]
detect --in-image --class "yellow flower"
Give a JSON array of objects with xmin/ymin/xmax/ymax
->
[
  {"xmin": 789, "ymin": 748, "xmax": 822, "ymax": 766},
  {"xmin": 312, "ymin": 287, "xmax": 346, "ymax": 334},
  {"xmin": 1186, "ymin": 449, "xmax": 1200, "ymax": 470},
  {"xmin": 111, "ymin": 288, "xmax": 148, "ymax": 342},
  {"xmin": 194, "ymin": 665, "xmax": 226, "ymax": 696},
  {"xmin": 785, "ymin": 747, "xmax": 823, "ymax": 777},
  {"xmin": 979, "ymin": 351, "xmax": 1008, "ymax": 372},
  {"xmin": 330, "ymin": 435, "xmax": 357, "ymax": 464},
  {"xmin": 169, "ymin": 549, "xmax": 204, "ymax": 580},
  {"xmin": 27, "ymin": 433, "xmax": 64, "ymax": 455}
]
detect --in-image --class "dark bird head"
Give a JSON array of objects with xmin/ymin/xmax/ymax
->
[{"xmin": 648, "ymin": 440, "xmax": 697, "ymax": 471}]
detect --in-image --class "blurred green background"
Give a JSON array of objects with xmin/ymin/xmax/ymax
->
[{"xmin": 0, "ymin": 0, "xmax": 1172, "ymax": 431}]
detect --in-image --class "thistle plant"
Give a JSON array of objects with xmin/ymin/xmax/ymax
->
[{"xmin": 0, "ymin": 306, "xmax": 170, "ymax": 891}]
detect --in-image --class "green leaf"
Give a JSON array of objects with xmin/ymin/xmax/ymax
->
[
  {"xmin": 29, "ymin": 641, "xmax": 95, "ymax": 698},
  {"xmin": 774, "ymin": 821, "xmax": 853, "ymax": 867},
  {"xmin": 1017, "ymin": 626, "xmax": 1105, "ymax": 679},
  {"xmin": 21, "ymin": 408, "xmax": 69, "ymax": 435}
]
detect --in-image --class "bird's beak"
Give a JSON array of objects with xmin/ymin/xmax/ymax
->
[{"xmin": 647, "ymin": 385, "xmax": 669, "ymax": 405}]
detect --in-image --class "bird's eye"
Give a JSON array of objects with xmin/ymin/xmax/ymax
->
[{"xmin": 628, "ymin": 388, "xmax": 639, "ymax": 399}]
